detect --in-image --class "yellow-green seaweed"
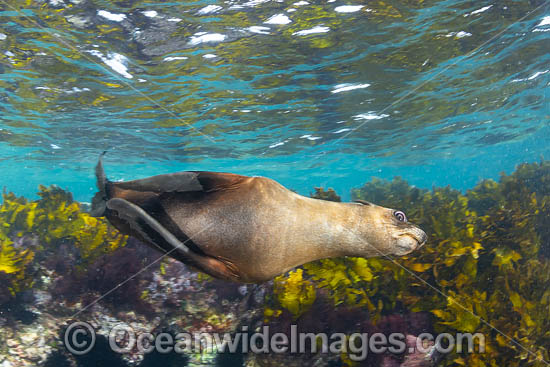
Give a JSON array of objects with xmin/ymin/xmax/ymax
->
[
  {"xmin": 0, "ymin": 185, "xmax": 126, "ymax": 302},
  {"xmin": 269, "ymin": 161, "xmax": 550, "ymax": 366}
]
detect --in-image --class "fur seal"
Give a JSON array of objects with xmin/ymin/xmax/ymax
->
[{"xmin": 91, "ymin": 156, "xmax": 427, "ymax": 283}]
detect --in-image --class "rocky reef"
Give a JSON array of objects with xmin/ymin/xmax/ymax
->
[
  {"xmin": 268, "ymin": 160, "xmax": 550, "ymax": 366},
  {"xmin": 1, "ymin": 161, "xmax": 549, "ymax": 366}
]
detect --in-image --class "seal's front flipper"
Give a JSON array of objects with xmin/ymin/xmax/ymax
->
[
  {"xmin": 115, "ymin": 171, "xmax": 248, "ymax": 194},
  {"xmin": 105, "ymin": 198, "xmax": 241, "ymax": 282}
]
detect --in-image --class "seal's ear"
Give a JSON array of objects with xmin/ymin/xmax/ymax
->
[{"xmin": 354, "ymin": 200, "xmax": 373, "ymax": 206}]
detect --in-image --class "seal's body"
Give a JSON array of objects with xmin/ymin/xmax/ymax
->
[{"xmin": 91, "ymin": 157, "xmax": 427, "ymax": 283}]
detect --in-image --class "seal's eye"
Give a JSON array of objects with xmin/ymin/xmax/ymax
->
[{"xmin": 393, "ymin": 210, "xmax": 407, "ymax": 223}]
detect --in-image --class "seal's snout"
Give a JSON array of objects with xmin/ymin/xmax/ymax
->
[
  {"xmin": 417, "ymin": 231, "xmax": 428, "ymax": 248},
  {"xmin": 393, "ymin": 226, "xmax": 427, "ymax": 256},
  {"xmin": 408, "ymin": 227, "xmax": 428, "ymax": 250}
]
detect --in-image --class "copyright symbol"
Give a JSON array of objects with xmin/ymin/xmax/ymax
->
[{"xmin": 64, "ymin": 321, "xmax": 96, "ymax": 355}]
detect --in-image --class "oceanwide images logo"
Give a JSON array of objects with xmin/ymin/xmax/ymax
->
[{"xmin": 64, "ymin": 321, "xmax": 485, "ymax": 361}]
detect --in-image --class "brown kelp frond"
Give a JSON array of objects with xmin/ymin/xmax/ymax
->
[{"xmin": 310, "ymin": 187, "xmax": 342, "ymax": 202}]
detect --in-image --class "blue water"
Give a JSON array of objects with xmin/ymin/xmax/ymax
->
[{"xmin": 0, "ymin": 0, "xmax": 548, "ymax": 201}]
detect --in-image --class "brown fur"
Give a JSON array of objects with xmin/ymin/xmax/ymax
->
[{"xmin": 92, "ymin": 162, "xmax": 426, "ymax": 283}]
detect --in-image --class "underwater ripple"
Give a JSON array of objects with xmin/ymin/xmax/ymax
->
[{"xmin": 0, "ymin": 0, "xmax": 548, "ymax": 200}]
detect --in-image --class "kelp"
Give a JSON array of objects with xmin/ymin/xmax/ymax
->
[
  {"xmin": 310, "ymin": 187, "xmax": 342, "ymax": 202},
  {"xmin": 269, "ymin": 161, "xmax": 550, "ymax": 366},
  {"xmin": 0, "ymin": 240, "xmax": 34, "ymax": 299},
  {"xmin": 1, "ymin": 185, "xmax": 126, "ymax": 262},
  {"xmin": 0, "ymin": 185, "xmax": 126, "ymax": 303},
  {"xmin": 272, "ymin": 269, "xmax": 316, "ymax": 319},
  {"xmin": 1, "ymin": 163, "xmax": 549, "ymax": 365}
]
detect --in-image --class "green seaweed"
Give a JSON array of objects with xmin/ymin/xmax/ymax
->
[
  {"xmin": 273, "ymin": 269, "xmax": 316, "ymax": 319},
  {"xmin": 0, "ymin": 240, "xmax": 34, "ymax": 298},
  {"xmin": 1, "ymin": 163, "xmax": 549, "ymax": 365},
  {"xmin": 270, "ymin": 161, "xmax": 550, "ymax": 366},
  {"xmin": 0, "ymin": 185, "xmax": 126, "ymax": 303}
]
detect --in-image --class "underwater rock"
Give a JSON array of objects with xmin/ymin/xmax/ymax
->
[
  {"xmin": 0, "ymin": 312, "xmax": 60, "ymax": 366},
  {"xmin": 52, "ymin": 238, "xmax": 160, "ymax": 311},
  {"xmin": 3, "ymin": 161, "xmax": 550, "ymax": 366},
  {"xmin": 400, "ymin": 334, "xmax": 440, "ymax": 367},
  {"xmin": 0, "ymin": 228, "xmax": 267, "ymax": 366},
  {"xmin": 247, "ymin": 352, "xmax": 340, "ymax": 367}
]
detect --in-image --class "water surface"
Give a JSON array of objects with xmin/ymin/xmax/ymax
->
[{"xmin": 0, "ymin": 0, "xmax": 548, "ymax": 200}]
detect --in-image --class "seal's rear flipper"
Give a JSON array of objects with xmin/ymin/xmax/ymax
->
[
  {"xmin": 106, "ymin": 198, "xmax": 241, "ymax": 282},
  {"xmin": 90, "ymin": 152, "xmax": 109, "ymax": 217}
]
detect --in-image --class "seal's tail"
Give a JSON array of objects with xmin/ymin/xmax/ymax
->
[{"xmin": 90, "ymin": 151, "xmax": 109, "ymax": 217}]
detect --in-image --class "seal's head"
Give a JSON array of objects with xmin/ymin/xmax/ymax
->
[{"xmin": 354, "ymin": 200, "xmax": 427, "ymax": 257}]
